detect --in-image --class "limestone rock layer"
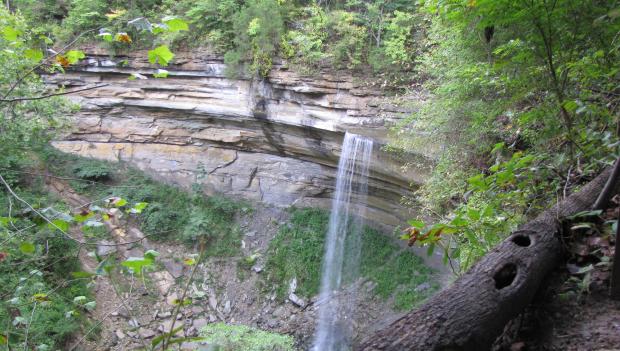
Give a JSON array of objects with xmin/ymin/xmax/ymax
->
[{"xmin": 47, "ymin": 49, "xmax": 429, "ymax": 225}]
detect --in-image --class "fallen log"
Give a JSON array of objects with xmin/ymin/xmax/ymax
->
[{"xmin": 359, "ymin": 167, "xmax": 614, "ymax": 351}]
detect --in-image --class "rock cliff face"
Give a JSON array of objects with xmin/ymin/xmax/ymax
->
[{"xmin": 47, "ymin": 48, "xmax": 429, "ymax": 225}]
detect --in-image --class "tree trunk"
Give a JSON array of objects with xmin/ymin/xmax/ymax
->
[{"xmin": 358, "ymin": 167, "xmax": 614, "ymax": 351}]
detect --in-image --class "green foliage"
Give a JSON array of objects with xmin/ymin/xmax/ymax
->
[
  {"xmin": 199, "ymin": 323, "xmax": 296, "ymax": 351},
  {"xmin": 393, "ymin": 0, "xmax": 620, "ymax": 271},
  {"xmin": 224, "ymin": 0, "xmax": 285, "ymax": 77},
  {"xmin": 325, "ymin": 10, "xmax": 367, "ymax": 70},
  {"xmin": 0, "ymin": 186, "xmax": 93, "ymax": 349},
  {"xmin": 265, "ymin": 207, "xmax": 327, "ymax": 298},
  {"xmin": 264, "ymin": 208, "xmax": 436, "ymax": 310},
  {"xmin": 72, "ymin": 160, "xmax": 112, "ymax": 181},
  {"xmin": 43, "ymin": 149, "xmax": 245, "ymax": 256}
]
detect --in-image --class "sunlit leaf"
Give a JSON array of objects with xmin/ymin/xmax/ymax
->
[
  {"xmin": 24, "ymin": 48, "xmax": 44, "ymax": 63},
  {"xmin": 2, "ymin": 26, "xmax": 21, "ymax": 41},
  {"xmin": 144, "ymin": 250, "xmax": 160, "ymax": 260},
  {"xmin": 65, "ymin": 50, "xmax": 85, "ymax": 64},
  {"xmin": 32, "ymin": 293, "xmax": 49, "ymax": 302},
  {"xmin": 407, "ymin": 219, "xmax": 425, "ymax": 228},
  {"xmin": 129, "ymin": 202, "xmax": 149, "ymax": 213},
  {"xmin": 148, "ymin": 45, "xmax": 174, "ymax": 66},
  {"xmin": 98, "ymin": 32, "xmax": 113, "ymax": 42},
  {"xmin": 153, "ymin": 69, "xmax": 169, "ymax": 78},
  {"xmin": 74, "ymin": 211, "xmax": 94, "ymax": 223},
  {"xmin": 71, "ymin": 271, "xmax": 95, "ymax": 278},
  {"xmin": 48, "ymin": 219, "xmax": 70, "ymax": 232},
  {"xmin": 114, "ymin": 32, "xmax": 132, "ymax": 44},
  {"xmin": 162, "ymin": 16, "xmax": 189, "ymax": 32},
  {"xmin": 183, "ymin": 257, "xmax": 196, "ymax": 266}
]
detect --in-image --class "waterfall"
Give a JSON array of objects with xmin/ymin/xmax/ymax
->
[{"xmin": 312, "ymin": 132, "xmax": 373, "ymax": 351}]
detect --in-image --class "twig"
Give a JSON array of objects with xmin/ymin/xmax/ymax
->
[
  {"xmin": 162, "ymin": 247, "xmax": 206, "ymax": 350},
  {"xmin": 0, "ymin": 84, "xmax": 109, "ymax": 103},
  {"xmin": 1, "ymin": 29, "xmax": 96, "ymax": 101},
  {"xmin": 109, "ymin": 275, "xmax": 149, "ymax": 350},
  {"xmin": 0, "ymin": 174, "xmax": 81, "ymax": 244},
  {"xmin": 23, "ymin": 301, "xmax": 37, "ymax": 351},
  {"xmin": 69, "ymin": 278, "xmax": 136, "ymax": 351}
]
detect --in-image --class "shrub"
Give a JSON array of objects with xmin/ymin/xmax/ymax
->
[
  {"xmin": 225, "ymin": 0, "xmax": 285, "ymax": 77},
  {"xmin": 72, "ymin": 160, "xmax": 112, "ymax": 181}
]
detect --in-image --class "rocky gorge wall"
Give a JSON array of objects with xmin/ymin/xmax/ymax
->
[{"xmin": 46, "ymin": 48, "xmax": 430, "ymax": 226}]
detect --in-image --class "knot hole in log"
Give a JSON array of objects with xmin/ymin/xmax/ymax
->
[
  {"xmin": 494, "ymin": 263, "xmax": 517, "ymax": 289},
  {"xmin": 511, "ymin": 234, "xmax": 531, "ymax": 247}
]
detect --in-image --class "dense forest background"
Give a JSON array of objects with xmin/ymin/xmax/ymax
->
[{"xmin": 1, "ymin": 0, "xmax": 620, "ymax": 350}]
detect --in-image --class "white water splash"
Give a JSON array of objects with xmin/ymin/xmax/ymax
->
[{"xmin": 312, "ymin": 132, "xmax": 373, "ymax": 351}]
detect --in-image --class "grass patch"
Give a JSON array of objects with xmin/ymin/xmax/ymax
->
[
  {"xmin": 199, "ymin": 323, "xmax": 296, "ymax": 351},
  {"xmin": 264, "ymin": 207, "xmax": 438, "ymax": 310},
  {"xmin": 265, "ymin": 208, "xmax": 328, "ymax": 298},
  {"xmin": 40, "ymin": 148, "xmax": 247, "ymax": 257}
]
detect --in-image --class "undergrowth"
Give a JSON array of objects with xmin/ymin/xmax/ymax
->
[
  {"xmin": 0, "ymin": 180, "xmax": 95, "ymax": 349},
  {"xmin": 264, "ymin": 207, "xmax": 437, "ymax": 311},
  {"xmin": 40, "ymin": 148, "xmax": 246, "ymax": 257}
]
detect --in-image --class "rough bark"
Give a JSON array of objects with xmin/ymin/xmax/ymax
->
[{"xmin": 358, "ymin": 167, "xmax": 614, "ymax": 351}]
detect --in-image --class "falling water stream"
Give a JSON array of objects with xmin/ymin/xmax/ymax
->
[{"xmin": 312, "ymin": 132, "xmax": 373, "ymax": 351}]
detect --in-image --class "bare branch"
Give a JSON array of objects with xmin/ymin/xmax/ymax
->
[{"xmin": 0, "ymin": 84, "xmax": 109, "ymax": 103}]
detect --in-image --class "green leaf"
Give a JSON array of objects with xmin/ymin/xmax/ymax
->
[
  {"xmin": 0, "ymin": 334, "xmax": 6, "ymax": 344},
  {"xmin": 144, "ymin": 250, "xmax": 160, "ymax": 261},
  {"xmin": 48, "ymin": 219, "xmax": 70, "ymax": 232},
  {"xmin": 162, "ymin": 17, "xmax": 189, "ymax": 32},
  {"xmin": 467, "ymin": 174, "xmax": 487, "ymax": 190},
  {"xmin": 407, "ymin": 219, "xmax": 425, "ymax": 228},
  {"xmin": 148, "ymin": 45, "xmax": 174, "ymax": 66},
  {"xmin": 129, "ymin": 202, "xmax": 148, "ymax": 214},
  {"xmin": 426, "ymin": 243, "xmax": 435, "ymax": 256},
  {"xmin": 32, "ymin": 293, "xmax": 49, "ymax": 302},
  {"xmin": 19, "ymin": 242, "xmax": 35, "ymax": 255},
  {"xmin": 467, "ymin": 208, "xmax": 481, "ymax": 221},
  {"xmin": 122, "ymin": 256, "xmax": 154, "ymax": 275},
  {"xmin": 98, "ymin": 32, "xmax": 113, "ymax": 42},
  {"xmin": 2, "ymin": 26, "xmax": 21, "ymax": 41},
  {"xmin": 491, "ymin": 142, "xmax": 505, "ymax": 153},
  {"xmin": 71, "ymin": 271, "xmax": 95, "ymax": 278},
  {"xmin": 0, "ymin": 217, "xmax": 10, "ymax": 227},
  {"xmin": 73, "ymin": 296, "xmax": 87, "ymax": 304},
  {"xmin": 24, "ymin": 48, "xmax": 44, "ymax": 63},
  {"xmin": 450, "ymin": 216, "xmax": 468, "ymax": 227},
  {"xmin": 73, "ymin": 211, "xmax": 94, "ymax": 223},
  {"xmin": 153, "ymin": 69, "xmax": 169, "ymax": 78},
  {"xmin": 65, "ymin": 50, "xmax": 85, "ymax": 64}
]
